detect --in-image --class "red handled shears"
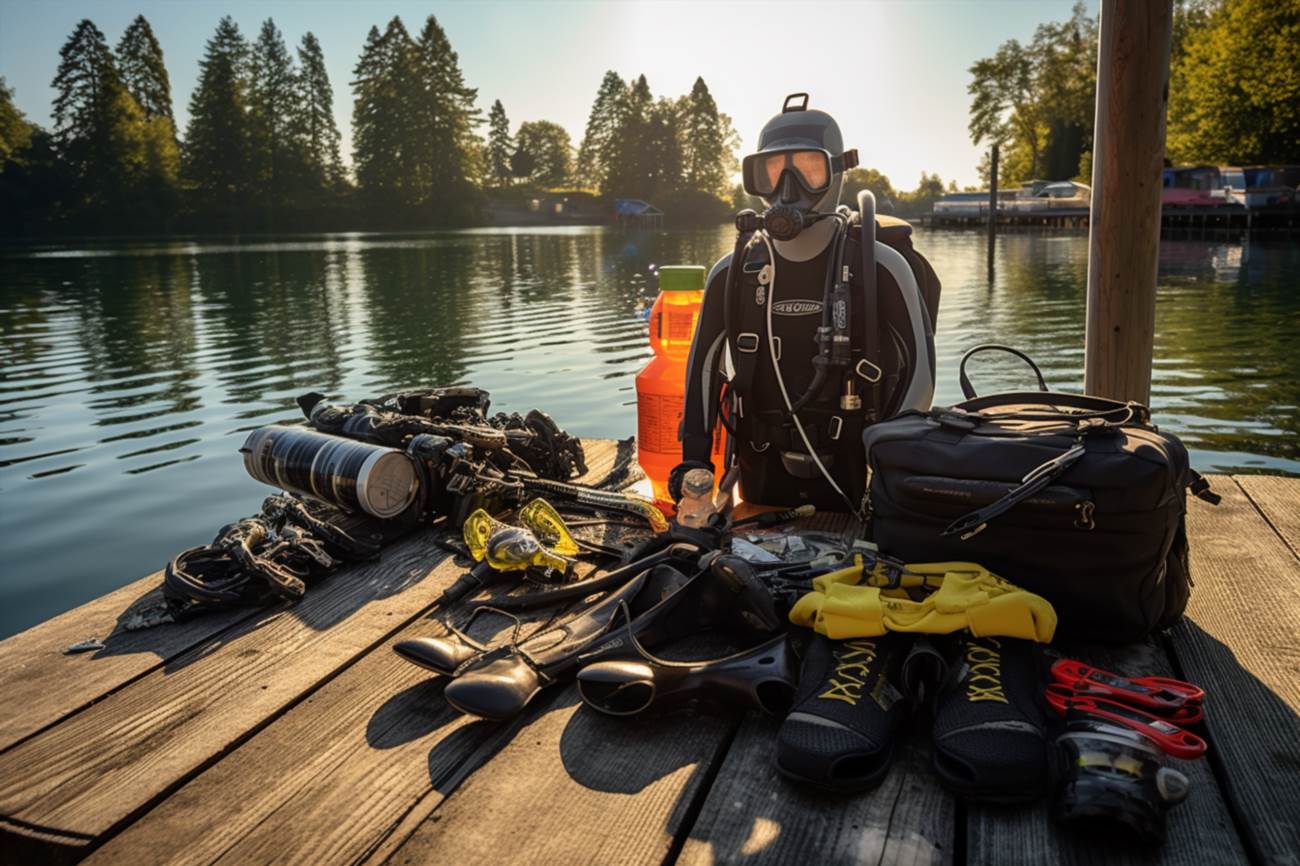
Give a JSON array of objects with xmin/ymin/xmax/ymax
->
[
  {"xmin": 1045, "ymin": 684, "xmax": 1208, "ymax": 759},
  {"xmin": 1050, "ymin": 659, "xmax": 1204, "ymax": 722}
]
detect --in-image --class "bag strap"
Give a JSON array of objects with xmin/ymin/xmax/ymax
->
[
  {"xmin": 942, "ymin": 443, "xmax": 1088, "ymax": 539},
  {"xmin": 959, "ymin": 344, "xmax": 1050, "ymax": 400}
]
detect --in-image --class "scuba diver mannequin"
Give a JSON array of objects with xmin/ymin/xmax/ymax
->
[{"xmin": 672, "ymin": 94, "xmax": 942, "ymax": 513}]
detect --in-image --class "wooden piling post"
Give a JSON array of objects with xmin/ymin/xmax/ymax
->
[
  {"xmin": 987, "ymin": 144, "xmax": 999, "ymax": 264},
  {"xmin": 1083, "ymin": 0, "xmax": 1173, "ymax": 403}
]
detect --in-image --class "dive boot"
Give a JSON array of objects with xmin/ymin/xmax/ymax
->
[
  {"xmin": 931, "ymin": 635, "xmax": 1049, "ymax": 802},
  {"xmin": 443, "ymin": 554, "xmax": 781, "ymax": 720},
  {"xmin": 577, "ymin": 633, "xmax": 797, "ymax": 717},
  {"xmin": 776, "ymin": 633, "xmax": 910, "ymax": 793}
]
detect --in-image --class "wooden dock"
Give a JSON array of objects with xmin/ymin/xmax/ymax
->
[{"xmin": 1, "ymin": 440, "xmax": 1297, "ymax": 866}]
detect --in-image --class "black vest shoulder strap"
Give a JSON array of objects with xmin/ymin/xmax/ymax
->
[{"xmin": 725, "ymin": 241, "xmax": 771, "ymax": 415}]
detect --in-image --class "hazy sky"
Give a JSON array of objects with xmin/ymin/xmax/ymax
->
[{"xmin": 0, "ymin": 0, "xmax": 1096, "ymax": 189}]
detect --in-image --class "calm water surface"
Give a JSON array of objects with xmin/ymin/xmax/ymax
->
[{"xmin": 2, "ymin": 227, "xmax": 1297, "ymax": 637}]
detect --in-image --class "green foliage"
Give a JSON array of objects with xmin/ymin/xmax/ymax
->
[
  {"xmin": 1167, "ymin": 0, "xmax": 1300, "ymax": 165},
  {"xmin": 514, "ymin": 120, "xmax": 572, "ymax": 189},
  {"xmin": 486, "ymin": 99, "xmax": 513, "ymax": 188},
  {"xmin": 0, "ymin": 78, "xmax": 34, "ymax": 169},
  {"xmin": 185, "ymin": 16, "xmax": 250, "ymax": 204},
  {"xmin": 116, "ymin": 16, "xmax": 173, "ymax": 122},
  {"xmin": 966, "ymin": 2, "xmax": 1096, "ymax": 183}
]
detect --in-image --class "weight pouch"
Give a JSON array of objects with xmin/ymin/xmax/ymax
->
[{"xmin": 862, "ymin": 345, "xmax": 1218, "ymax": 643}]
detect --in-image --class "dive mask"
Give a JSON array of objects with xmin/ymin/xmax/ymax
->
[{"xmin": 743, "ymin": 146, "xmax": 857, "ymax": 198}]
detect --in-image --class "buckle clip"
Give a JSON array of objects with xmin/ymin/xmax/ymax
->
[
  {"xmin": 736, "ymin": 333, "xmax": 760, "ymax": 354},
  {"xmin": 829, "ymin": 416, "xmax": 843, "ymax": 440},
  {"xmin": 856, "ymin": 359, "xmax": 882, "ymax": 383}
]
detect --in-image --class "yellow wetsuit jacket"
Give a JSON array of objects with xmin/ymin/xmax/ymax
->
[{"xmin": 789, "ymin": 555, "xmax": 1057, "ymax": 642}]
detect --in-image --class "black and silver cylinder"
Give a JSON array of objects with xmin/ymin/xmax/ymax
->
[{"xmin": 241, "ymin": 426, "xmax": 419, "ymax": 519}]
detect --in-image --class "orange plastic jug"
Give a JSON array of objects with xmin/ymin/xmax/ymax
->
[{"xmin": 636, "ymin": 266, "xmax": 723, "ymax": 512}]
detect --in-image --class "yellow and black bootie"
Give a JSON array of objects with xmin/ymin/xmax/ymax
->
[
  {"xmin": 930, "ymin": 634, "xmax": 1049, "ymax": 802},
  {"xmin": 776, "ymin": 632, "xmax": 912, "ymax": 793}
]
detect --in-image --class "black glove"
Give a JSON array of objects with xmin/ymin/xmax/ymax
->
[{"xmin": 667, "ymin": 460, "xmax": 714, "ymax": 503}]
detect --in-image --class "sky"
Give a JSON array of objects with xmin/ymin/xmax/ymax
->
[{"xmin": 0, "ymin": 0, "xmax": 1097, "ymax": 190}]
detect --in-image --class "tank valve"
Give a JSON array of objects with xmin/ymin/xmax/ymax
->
[{"xmin": 841, "ymin": 380, "xmax": 862, "ymax": 411}]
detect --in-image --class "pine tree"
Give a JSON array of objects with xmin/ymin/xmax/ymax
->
[
  {"xmin": 51, "ymin": 20, "xmax": 118, "ymax": 160},
  {"xmin": 116, "ymin": 15, "xmax": 173, "ymax": 122},
  {"xmin": 575, "ymin": 71, "xmax": 626, "ymax": 193},
  {"xmin": 680, "ymin": 77, "xmax": 728, "ymax": 197},
  {"xmin": 644, "ymin": 97, "xmax": 682, "ymax": 197},
  {"xmin": 352, "ymin": 18, "xmax": 416, "ymax": 207},
  {"xmin": 185, "ymin": 16, "xmax": 250, "ymax": 204},
  {"xmin": 51, "ymin": 18, "xmax": 151, "ymax": 209},
  {"xmin": 296, "ymin": 32, "xmax": 344, "ymax": 189},
  {"xmin": 248, "ymin": 18, "xmax": 302, "ymax": 211},
  {"xmin": 486, "ymin": 99, "xmax": 513, "ymax": 188},
  {"xmin": 606, "ymin": 74, "xmax": 652, "ymax": 198},
  {"xmin": 409, "ymin": 14, "xmax": 481, "ymax": 214}
]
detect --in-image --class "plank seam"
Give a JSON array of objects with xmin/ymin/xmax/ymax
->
[
  {"xmin": 658, "ymin": 714, "xmax": 743, "ymax": 866},
  {"xmin": 1234, "ymin": 474, "xmax": 1300, "ymax": 565}
]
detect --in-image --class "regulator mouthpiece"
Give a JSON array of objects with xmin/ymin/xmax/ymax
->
[{"xmin": 762, "ymin": 205, "xmax": 805, "ymax": 241}]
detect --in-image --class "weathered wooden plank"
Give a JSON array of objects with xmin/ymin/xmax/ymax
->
[
  {"xmin": 1166, "ymin": 475, "xmax": 1300, "ymax": 866},
  {"xmin": 965, "ymin": 639, "xmax": 1248, "ymax": 866},
  {"xmin": 383, "ymin": 688, "xmax": 737, "ymax": 866},
  {"xmin": 1235, "ymin": 474, "xmax": 1300, "ymax": 562},
  {"xmin": 677, "ymin": 719, "xmax": 954, "ymax": 866},
  {"xmin": 83, "ymin": 613, "xmax": 548, "ymax": 866},
  {"xmin": 0, "ymin": 439, "xmax": 622, "ymax": 854},
  {"xmin": 0, "ymin": 573, "xmax": 251, "ymax": 754}
]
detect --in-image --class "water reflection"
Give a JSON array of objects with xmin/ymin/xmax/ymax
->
[{"xmin": 0, "ymin": 227, "xmax": 1296, "ymax": 637}]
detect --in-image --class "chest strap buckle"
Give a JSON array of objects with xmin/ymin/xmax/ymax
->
[{"xmin": 736, "ymin": 333, "xmax": 760, "ymax": 354}]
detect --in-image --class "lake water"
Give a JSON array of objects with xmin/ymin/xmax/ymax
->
[{"xmin": 2, "ymin": 226, "xmax": 1297, "ymax": 638}]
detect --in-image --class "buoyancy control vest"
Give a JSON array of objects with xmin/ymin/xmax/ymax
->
[{"xmin": 681, "ymin": 214, "xmax": 941, "ymax": 511}]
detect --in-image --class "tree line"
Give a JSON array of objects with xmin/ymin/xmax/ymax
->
[
  {"xmin": 967, "ymin": 0, "xmax": 1300, "ymax": 187},
  {"xmin": 0, "ymin": 13, "xmax": 755, "ymax": 235}
]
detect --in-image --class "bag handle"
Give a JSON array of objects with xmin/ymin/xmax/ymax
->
[
  {"xmin": 957, "ymin": 390, "xmax": 1149, "ymax": 426},
  {"xmin": 959, "ymin": 344, "xmax": 1050, "ymax": 400}
]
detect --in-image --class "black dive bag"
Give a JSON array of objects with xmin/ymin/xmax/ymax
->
[{"xmin": 862, "ymin": 346, "xmax": 1217, "ymax": 643}]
